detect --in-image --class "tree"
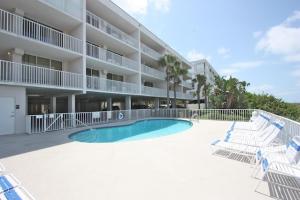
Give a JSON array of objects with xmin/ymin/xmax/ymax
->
[
  {"xmin": 192, "ymin": 74, "xmax": 206, "ymax": 109},
  {"xmin": 159, "ymin": 54, "xmax": 178, "ymax": 108},
  {"xmin": 170, "ymin": 61, "xmax": 188, "ymax": 108},
  {"xmin": 210, "ymin": 76, "xmax": 249, "ymax": 109},
  {"xmin": 203, "ymin": 83, "xmax": 212, "ymax": 109}
]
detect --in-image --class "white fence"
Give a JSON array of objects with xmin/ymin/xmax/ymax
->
[
  {"xmin": 26, "ymin": 109, "xmax": 256, "ymax": 134},
  {"xmin": 86, "ymin": 11, "xmax": 138, "ymax": 48},
  {"xmin": 0, "ymin": 60, "xmax": 83, "ymax": 89},
  {"xmin": 25, "ymin": 109, "xmax": 300, "ymax": 144},
  {"xmin": 0, "ymin": 8, "xmax": 83, "ymax": 53},
  {"xmin": 86, "ymin": 43, "xmax": 139, "ymax": 71},
  {"xmin": 86, "ymin": 76, "xmax": 139, "ymax": 94}
]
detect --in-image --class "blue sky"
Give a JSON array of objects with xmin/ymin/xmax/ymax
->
[{"xmin": 113, "ymin": 0, "xmax": 300, "ymax": 102}]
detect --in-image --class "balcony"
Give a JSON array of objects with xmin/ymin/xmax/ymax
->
[
  {"xmin": 181, "ymin": 80, "xmax": 193, "ymax": 89},
  {"xmin": 40, "ymin": 0, "xmax": 83, "ymax": 20},
  {"xmin": 87, "ymin": 76, "xmax": 139, "ymax": 95},
  {"xmin": 86, "ymin": 43, "xmax": 139, "ymax": 72},
  {"xmin": 86, "ymin": 11, "xmax": 138, "ymax": 49},
  {"xmin": 142, "ymin": 86, "xmax": 166, "ymax": 97},
  {"xmin": 0, "ymin": 60, "xmax": 83, "ymax": 89},
  {"xmin": 0, "ymin": 9, "xmax": 83, "ymax": 54},
  {"xmin": 141, "ymin": 43, "xmax": 162, "ymax": 60},
  {"xmin": 141, "ymin": 64, "xmax": 165, "ymax": 80}
]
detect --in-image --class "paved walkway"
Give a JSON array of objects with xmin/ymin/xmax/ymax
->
[{"xmin": 0, "ymin": 120, "xmax": 272, "ymax": 200}]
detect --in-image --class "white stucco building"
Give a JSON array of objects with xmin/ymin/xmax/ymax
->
[{"xmin": 0, "ymin": 0, "xmax": 195, "ymax": 135}]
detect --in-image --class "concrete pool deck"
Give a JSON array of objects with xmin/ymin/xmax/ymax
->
[{"xmin": 0, "ymin": 120, "xmax": 273, "ymax": 200}]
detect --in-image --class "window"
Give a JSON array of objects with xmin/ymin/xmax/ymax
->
[
  {"xmin": 22, "ymin": 54, "xmax": 62, "ymax": 70},
  {"xmin": 22, "ymin": 54, "xmax": 36, "ymax": 65},
  {"xmin": 107, "ymin": 73, "xmax": 123, "ymax": 81},
  {"xmin": 144, "ymin": 82, "xmax": 154, "ymax": 87},
  {"xmin": 86, "ymin": 68, "xmax": 100, "ymax": 77}
]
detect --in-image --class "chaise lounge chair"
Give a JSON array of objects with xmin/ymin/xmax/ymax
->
[{"xmin": 211, "ymin": 121, "xmax": 285, "ymax": 164}]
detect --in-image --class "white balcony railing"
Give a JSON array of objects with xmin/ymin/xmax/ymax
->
[
  {"xmin": 40, "ymin": 0, "xmax": 83, "ymax": 20},
  {"xmin": 141, "ymin": 64, "xmax": 165, "ymax": 80},
  {"xmin": 141, "ymin": 43, "xmax": 162, "ymax": 60},
  {"xmin": 86, "ymin": 11, "xmax": 138, "ymax": 48},
  {"xmin": 142, "ymin": 86, "xmax": 166, "ymax": 97},
  {"xmin": 87, "ymin": 76, "xmax": 139, "ymax": 94},
  {"xmin": 86, "ymin": 43, "xmax": 139, "ymax": 71},
  {"xmin": 0, "ymin": 9, "xmax": 83, "ymax": 53},
  {"xmin": 0, "ymin": 60, "xmax": 83, "ymax": 89}
]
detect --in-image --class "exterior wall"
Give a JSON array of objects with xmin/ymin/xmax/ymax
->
[{"xmin": 0, "ymin": 86, "xmax": 26, "ymax": 134}]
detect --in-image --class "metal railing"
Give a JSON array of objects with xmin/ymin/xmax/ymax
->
[
  {"xmin": 0, "ymin": 8, "xmax": 83, "ymax": 53},
  {"xmin": 25, "ymin": 109, "xmax": 256, "ymax": 134},
  {"xmin": 25, "ymin": 109, "xmax": 300, "ymax": 145},
  {"xmin": 86, "ymin": 43, "xmax": 139, "ymax": 71},
  {"xmin": 86, "ymin": 76, "xmax": 139, "ymax": 94},
  {"xmin": 40, "ymin": 0, "xmax": 83, "ymax": 19},
  {"xmin": 141, "ymin": 43, "xmax": 162, "ymax": 60},
  {"xmin": 141, "ymin": 64, "xmax": 165, "ymax": 80},
  {"xmin": 86, "ymin": 11, "xmax": 138, "ymax": 48},
  {"xmin": 0, "ymin": 60, "xmax": 83, "ymax": 89}
]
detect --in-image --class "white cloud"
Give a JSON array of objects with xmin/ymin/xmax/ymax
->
[
  {"xmin": 291, "ymin": 68, "xmax": 300, "ymax": 77},
  {"xmin": 220, "ymin": 60, "xmax": 265, "ymax": 76},
  {"xmin": 112, "ymin": 0, "xmax": 170, "ymax": 15},
  {"xmin": 217, "ymin": 47, "xmax": 231, "ymax": 58},
  {"xmin": 253, "ymin": 31, "xmax": 262, "ymax": 38},
  {"xmin": 186, "ymin": 50, "xmax": 211, "ymax": 62},
  {"xmin": 256, "ymin": 11, "xmax": 300, "ymax": 63},
  {"xmin": 150, "ymin": 0, "xmax": 171, "ymax": 13}
]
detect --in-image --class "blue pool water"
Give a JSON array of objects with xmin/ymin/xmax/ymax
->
[{"xmin": 69, "ymin": 119, "xmax": 192, "ymax": 143}]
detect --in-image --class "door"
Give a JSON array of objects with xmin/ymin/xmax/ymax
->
[{"xmin": 0, "ymin": 97, "xmax": 15, "ymax": 135}]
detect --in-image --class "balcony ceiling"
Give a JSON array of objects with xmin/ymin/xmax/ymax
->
[{"xmin": 0, "ymin": 33, "xmax": 82, "ymax": 61}]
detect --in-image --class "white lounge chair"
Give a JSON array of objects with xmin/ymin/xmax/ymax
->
[
  {"xmin": 211, "ymin": 121, "xmax": 285, "ymax": 164},
  {"xmin": 0, "ymin": 173, "xmax": 20, "ymax": 193},
  {"xmin": 225, "ymin": 121, "xmax": 283, "ymax": 145},
  {"xmin": 230, "ymin": 113, "xmax": 271, "ymax": 132},
  {"xmin": 0, "ymin": 186, "xmax": 35, "ymax": 200},
  {"xmin": 254, "ymin": 136, "xmax": 300, "ymax": 192},
  {"xmin": 0, "ymin": 163, "xmax": 5, "ymax": 172}
]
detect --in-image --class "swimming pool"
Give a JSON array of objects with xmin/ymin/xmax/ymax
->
[{"xmin": 69, "ymin": 119, "xmax": 192, "ymax": 143}]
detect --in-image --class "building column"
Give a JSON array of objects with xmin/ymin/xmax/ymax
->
[
  {"xmin": 125, "ymin": 96, "xmax": 131, "ymax": 110},
  {"xmin": 107, "ymin": 97, "xmax": 112, "ymax": 111},
  {"xmin": 50, "ymin": 97, "xmax": 57, "ymax": 113},
  {"xmin": 154, "ymin": 98, "xmax": 160, "ymax": 109},
  {"xmin": 68, "ymin": 94, "xmax": 76, "ymax": 113},
  {"xmin": 10, "ymin": 48, "xmax": 24, "ymax": 63}
]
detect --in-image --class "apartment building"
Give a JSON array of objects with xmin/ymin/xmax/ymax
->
[
  {"xmin": 190, "ymin": 59, "xmax": 219, "ymax": 105},
  {"xmin": 0, "ymin": 0, "xmax": 194, "ymax": 135}
]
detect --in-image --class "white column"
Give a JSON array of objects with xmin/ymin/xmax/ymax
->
[
  {"xmin": 68, "ymin": 94, "xmax": 76, "ymax": 113},
  {"xmin": 50, "ymin": 97, "xmax": 57, "ymax": 113},
  {"xmin": 10, "ymin": 48, "xmax": 24, "ymax": 63},
  {"xmin": 107, "ymin": 97, "xmax": 112, "ymax": 111},
  {"xmin": 125, "ymin": 96, "xmax": 131, "ymax": 110},
  {"xmin": 154, "ymin": 98, "xmax": 160, "ymax": 109}
]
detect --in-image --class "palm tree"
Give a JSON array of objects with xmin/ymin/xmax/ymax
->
[
  {"xmin": 170, "ymin": 61, "xmax": 188, "ymax": 108},
  {"xmin": 192, "ymin": 74, "xmax": 206, "ymax": 109},
  {"xmin": 159, "ymin": 54, "xmax": 178, "ymax": 108}
]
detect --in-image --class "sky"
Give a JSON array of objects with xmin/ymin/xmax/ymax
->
[{"xmin": 112, "ymin": 0, "xmax": 300, "ymax": 103}]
